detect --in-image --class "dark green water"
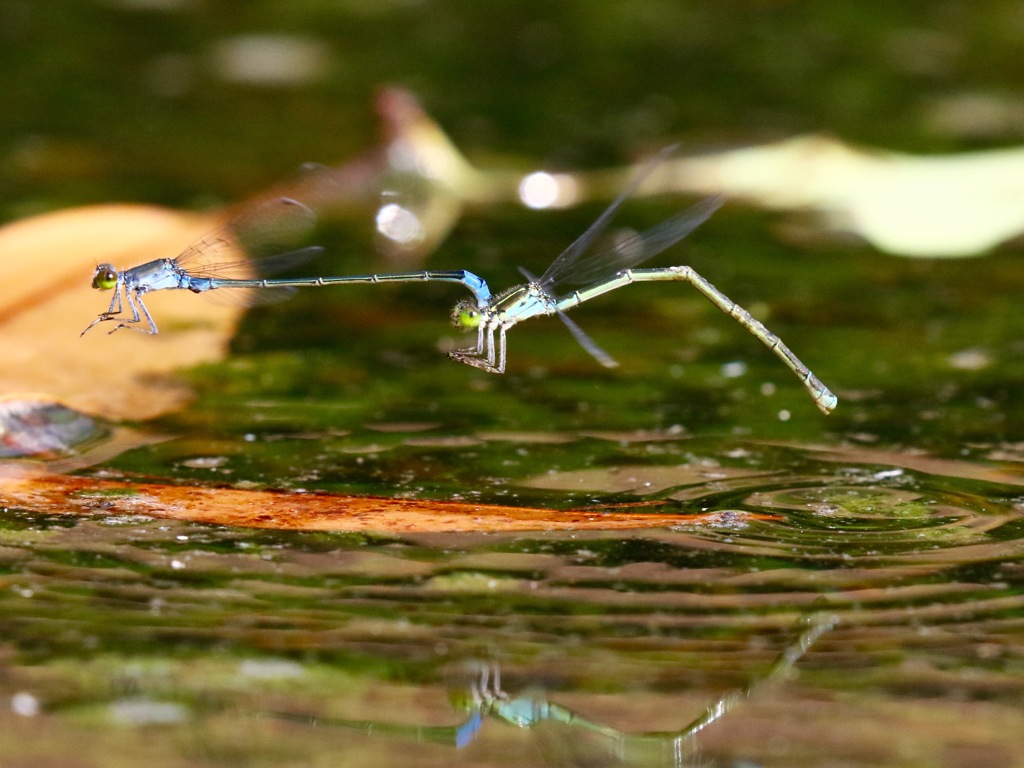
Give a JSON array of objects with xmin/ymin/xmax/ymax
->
[{"xmin": 2, "ymin": 2, "xmax": 1023, "ymax": 766}]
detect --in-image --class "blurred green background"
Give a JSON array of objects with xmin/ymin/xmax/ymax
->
[{"xmin": 6, "ymin": 0, "xmax": 1023, "ymax": 213}]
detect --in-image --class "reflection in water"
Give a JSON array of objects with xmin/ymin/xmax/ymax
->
[
  {"xmin": 518, "ymin": 171, "xmax": 580, "ymax": 210},
  {"xmin": 0, "ymin": 452, "xmax": 1021, "ymax": 766},
  {"xmin": 273, "ymin": 614, "xmax": 834, "ymax": 766},
  {"xmin": 375, "ymin": 201, "xmax": 426, "ymax": 247}
]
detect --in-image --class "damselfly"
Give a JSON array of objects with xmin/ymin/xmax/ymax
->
[
  {"xmin": 82, "ymin": 196, "xmax": 491, "ymax": 336},
  {"xmin": 448, "ymin": 149, "xmax": 837, "ymax": 414}
]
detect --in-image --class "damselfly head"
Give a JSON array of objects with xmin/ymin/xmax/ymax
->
[
  {"xmin": 451, "ymin": 299, "xmax": 481, "ymax": 331},
  {"xmin": 91, "ymin": 264, "xmax": 119, "ymax": 291}
]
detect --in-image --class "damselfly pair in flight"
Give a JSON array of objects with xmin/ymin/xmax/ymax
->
[{"xmin": 82, "ymin": 149, "xmax": 837, "ymax": 414}]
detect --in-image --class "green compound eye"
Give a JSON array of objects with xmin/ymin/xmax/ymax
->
[
  {"xmin": 451, "ymin": 300, "xmax": 482, "ymax": 330},
  {"xmin": 91, "ymin": 264, "xmax": 119, "ymax": 291}
]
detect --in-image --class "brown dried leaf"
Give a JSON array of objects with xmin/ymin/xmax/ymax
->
[{"xmin": 0, "ymin": 475, "xmax": 692, "ymax": 532}]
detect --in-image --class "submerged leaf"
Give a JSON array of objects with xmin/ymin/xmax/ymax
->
[
  {"xmin": 0, "ymin": 475, "xmax": 692, "ymax": 532},
  {"xmin": 0, "ymin": 395, "xmax": 106, "ymax": 457}
]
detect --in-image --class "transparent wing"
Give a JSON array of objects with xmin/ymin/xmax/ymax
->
[
  {"xmin": 198, "ymin": 285, "xmax": 298, "ymax": 308},
  {"xmin": 172, "ymin": 197, "xmax": 320, "ymax": 280},
  {"xmin": 548, "ymin": 195, "xmax": 722, "ymax": 290},
  {"xmin": 517, "ymin": 266, "xmax": 618, "ymax": 367},
  {"xmin": 555, "ymin": 311, "xmax": 619, "ymax": 368},
  {"xmin": 537, "ymin": 144, "xmax": 678, "ymax": 288}
]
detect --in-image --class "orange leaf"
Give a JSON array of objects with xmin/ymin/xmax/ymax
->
[{"xmin": 0, "ymin": 475, "xmax": 700, "ymax": 532}]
